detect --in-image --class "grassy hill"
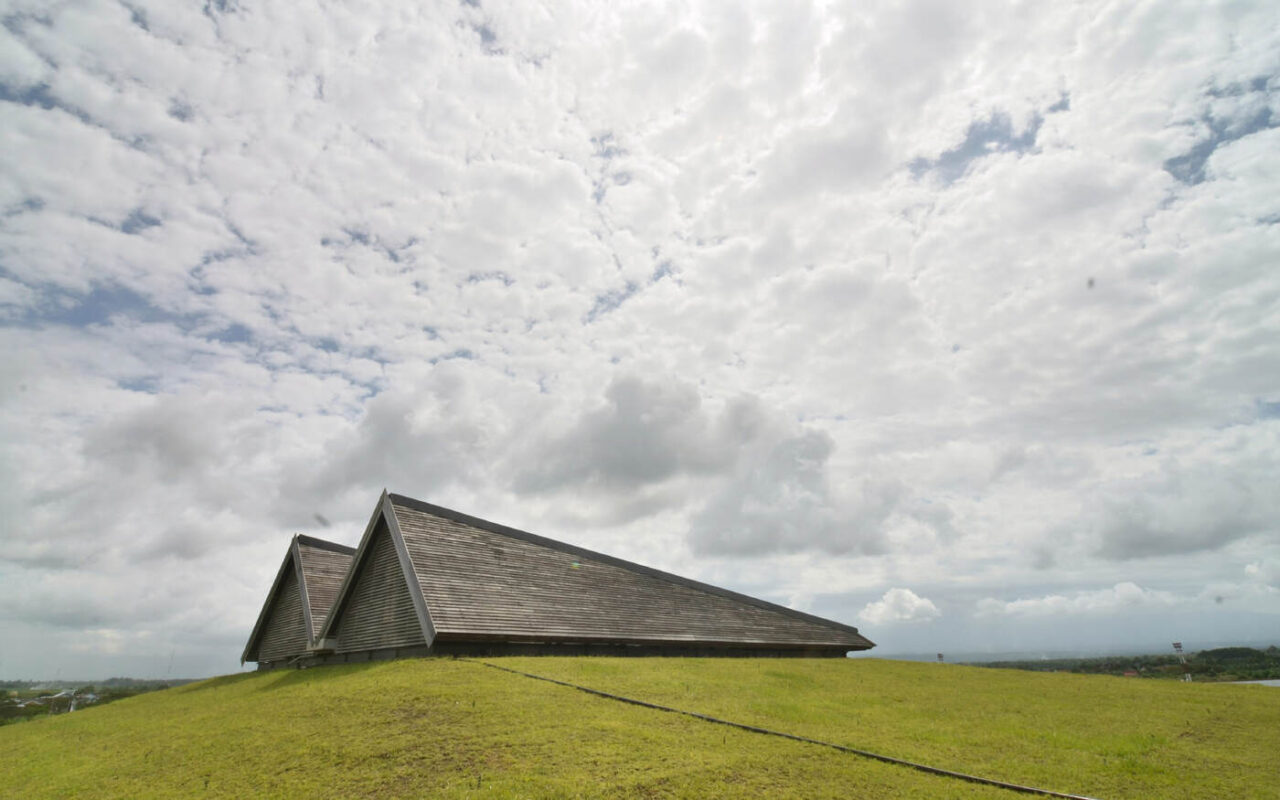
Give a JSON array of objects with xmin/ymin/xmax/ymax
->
[{"xmin": 1, "ymin": 656, "xmax": 1277, "ymax": 799}]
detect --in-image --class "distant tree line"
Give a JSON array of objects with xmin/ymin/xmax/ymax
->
[
  {"xmin": 1, "ymin": 679, "xmax": 193, "ymax": 726},
  {"xmin": 0, "ymin": 677, "xmax": 193, "ymax": 691},
  {"xmin": 973, "ymin": 646, "xmax": 1280, "ymax": 682}
]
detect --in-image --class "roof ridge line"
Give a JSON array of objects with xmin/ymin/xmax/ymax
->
[{"xmin": 294, "ymin": 533, "xmax": 357, "ymax": 555}]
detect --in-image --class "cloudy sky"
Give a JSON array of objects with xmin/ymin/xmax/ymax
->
[{"xmin": 2, "ymin": 0, "xmax": 1278, "ymax": 679}]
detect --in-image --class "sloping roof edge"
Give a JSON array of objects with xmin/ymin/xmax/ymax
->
[
  {"xmin": 387, "ymin": 492, "xmax": 874, "ymax": 648},
  {"xmin": 240, "ymin": 538, "xmax": 303, "ymax": 665},
  {"xmin": 316, "ymin": 490, "xmax": 438, "ymax": 647}
]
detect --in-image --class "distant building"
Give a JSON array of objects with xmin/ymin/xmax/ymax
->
[{"xmin": 243, "ymin": 491, "xmax": 874, "ymax": 668}]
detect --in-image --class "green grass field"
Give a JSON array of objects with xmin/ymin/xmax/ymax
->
[{"xmin": 1, "ymin": 657, "xmax": 1276, "ymax": 799}]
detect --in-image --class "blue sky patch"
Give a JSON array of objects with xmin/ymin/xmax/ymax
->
[
  {"xmin": 0, "ymin": 82, "xmax": 92, "ymax": 126},
  {"xmin": 125, "ymin": 4, "xmax": 150, "ymax": 31},
  {"xmin": 466, "ymin": 271, "xmax": 514, "ymax": 286},
  {"xmin": 432, "ymin": 348, "xmax": 475, "ymax": 363},
  {"xmin": 121, "ymin": 208, "xmax": 161, "ymax": 234},
  {"xmin": 208, "ymin": 323, "xmax": 254, "ymax": 344},
  {"xmin": 118, "ymin": 376, "xmax": 160, "ymax": 393},
  {"xmin": 651, "ymin": 261, "xmax": 675, "ymax": 283},
  {"xmin": 911, "ymin": 111, "xmax": 1042, "ymax": 184},
  {"xmin": 1206, "ymin": 75, "xmax": 1273, "ymax": 98},
  {"xmin": 203, "ymin": 0, "xmax": 239, "ymax": 19},
  {"xmin": 473, "ymin": 23, "xmax": 496, "ymax": 46},
  {"xmin": 30, "ymin": 284, "xmax": 178, "ymax": 328},
  {"xmin": 592, "ymin": 132, "xmax": 625, "ymax": 161},
  {"xmin": 585, "ymin": 281, "xmax": 639, "ymax": 323},
  {"xmin": 168, "ymin": 99, "xmax": 193, "ymax": 121},
  {"xmin": 4, "ymin": 197, "xmax": 44, "ymax": 217},
  {"xmin": 1164, "ymin": 105, "xmax": 1276, "ymax": 185}
]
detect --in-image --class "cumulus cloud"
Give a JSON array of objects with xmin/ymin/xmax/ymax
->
[
  {"xmin": 976, "ymin": 582, "xmax": 1180, "ymax": 618},
  {"xmin": 858, "ymin": 588, "xmax": 941, "ymax": 626},
  {"xmin": 1091, "ymin": 440, "xmax": 1280, "ymax": 560},
  {"xmin": 290, "ymin": 385, "xmax": 486, "ymax": 510},
  {"xmin": 1244, "ymin": 559, "xmax": 1280, "ymax": 589},
  {"xmin": 512, "ymin": 376, "xmax": 754, "ymax": 494},
  {"xmin": 2, "ymin": 0, "xmax": 1278, "ymax": 677},
  {"xmin": 507, "ymin": 375, "xmax": 952, "ymax": 551},
  {"xmin": 689, "ymin": 432, "xmax": 900, "ymax": 557}
]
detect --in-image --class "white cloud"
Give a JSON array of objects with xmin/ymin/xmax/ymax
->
[
  {"xmin": 511, "ymin": 376, "xmax": 748, "ymax": 494},
  {"xmin": 1244, "ymin": 559, "xmax": 1280, "ymax": 589},
  {"xmin": 858, "ymin": 588, "xmax": 941, "ymax": 626},
  {"xmin": 1, "ymin": 0, "xmax": 1278, "ymax": 677},
  {"xmin": 1088, "ymin": 432, "xmax": 1280, "ymax": 560},
  {"xmin": 976, "ymin": 582, "xmax": 1180, "ymax": 618}
]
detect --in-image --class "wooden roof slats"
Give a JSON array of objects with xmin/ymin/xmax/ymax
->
[
  {"xmin": 328, "ymin": 518, "xmax": 426, "ymax": 654},
  {"xmin": 294, "ymin": 539, "xmax": 356, "ymax": 640},
  {"xmin": 286, "ymin": 490, "xmax": 874, "ymax": 664},
  {"xmin": 387, "ymin": 494, "xmax": 872, "ymax": 651},
  {"xmin": 253, "ymin": 568, "xmax": 309, "ymax": 662},
  {"xmin": 240, "ymin": 534, "xmax": 356, "ymax": 665}
]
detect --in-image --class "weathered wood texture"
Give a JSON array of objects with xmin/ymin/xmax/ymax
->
[
  {"xmin": 331, "ymin": 519, "xmax": 426, "ymax": 654},
  {"xmin": 390, "ymin": 497, "xmax": 872, "ymax": 651},
  {"xmin": 295, "ymin": 538, "xmax": 355, "ymax": 641},
  {"xmin": 254, "ymin": 568, "xmax": 307, "ymax": 663}
]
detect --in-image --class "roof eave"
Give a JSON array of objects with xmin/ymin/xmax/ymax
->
[{"xmin": 434, "ymin": 630, "xmax": 875, "ymax": 649}]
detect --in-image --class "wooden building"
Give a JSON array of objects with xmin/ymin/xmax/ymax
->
[
  {"xmin": 245, "ymin": 491, "xmax": 873, "ymax": 667},
  {"xmin": 240, "ymin": 534, "xmax": 357, "ymax": 668}
]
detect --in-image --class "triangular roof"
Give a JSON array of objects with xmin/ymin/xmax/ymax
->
[
  {"xmin": 241, "ymin": 534, "xmax": 357, "ymax": 664},
  {"xmin": 318, "ymin": 491, "xmax": 874, "ymax": 653}
]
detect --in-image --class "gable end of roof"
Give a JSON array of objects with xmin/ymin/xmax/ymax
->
[
  {"xmin": 317, "ymin": 491, "xmax": 437, "ymax": 647},
  {"xmin": 241, "ymin": 543, "xmax": 303, "ymax": 664}
]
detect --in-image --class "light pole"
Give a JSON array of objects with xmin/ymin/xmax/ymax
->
[{"xmin": 1173, "ymin": 642, "xmax": 1191, "ymax": 683}]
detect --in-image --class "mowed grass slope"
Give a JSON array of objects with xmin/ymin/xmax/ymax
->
[
  {"xmin": 505, "ymin": 657, "xmax": 1280, "ymax": 799},
  {"xmin": 0, "ymin": 657, "xmax": 1273, "ymax": 799}
]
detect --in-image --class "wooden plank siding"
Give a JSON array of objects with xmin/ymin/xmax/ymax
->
[
  {"xmin": 254, "ymin": 568, "xmax": 308, "ymax": 663},
  {"xmin": 329, "ymin": 519, "xmax": 426, "ymax": 654},
  {"xmin": 297, "ymin": 490, "xmax": 873, "ymax": 666},
  {"xmin": 389, "ymin": 495, "xmax": 873, "ymax": 652},
  {"xmin": 243, "ymin": 535, "xmax": 357, "ymax": 667}
]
